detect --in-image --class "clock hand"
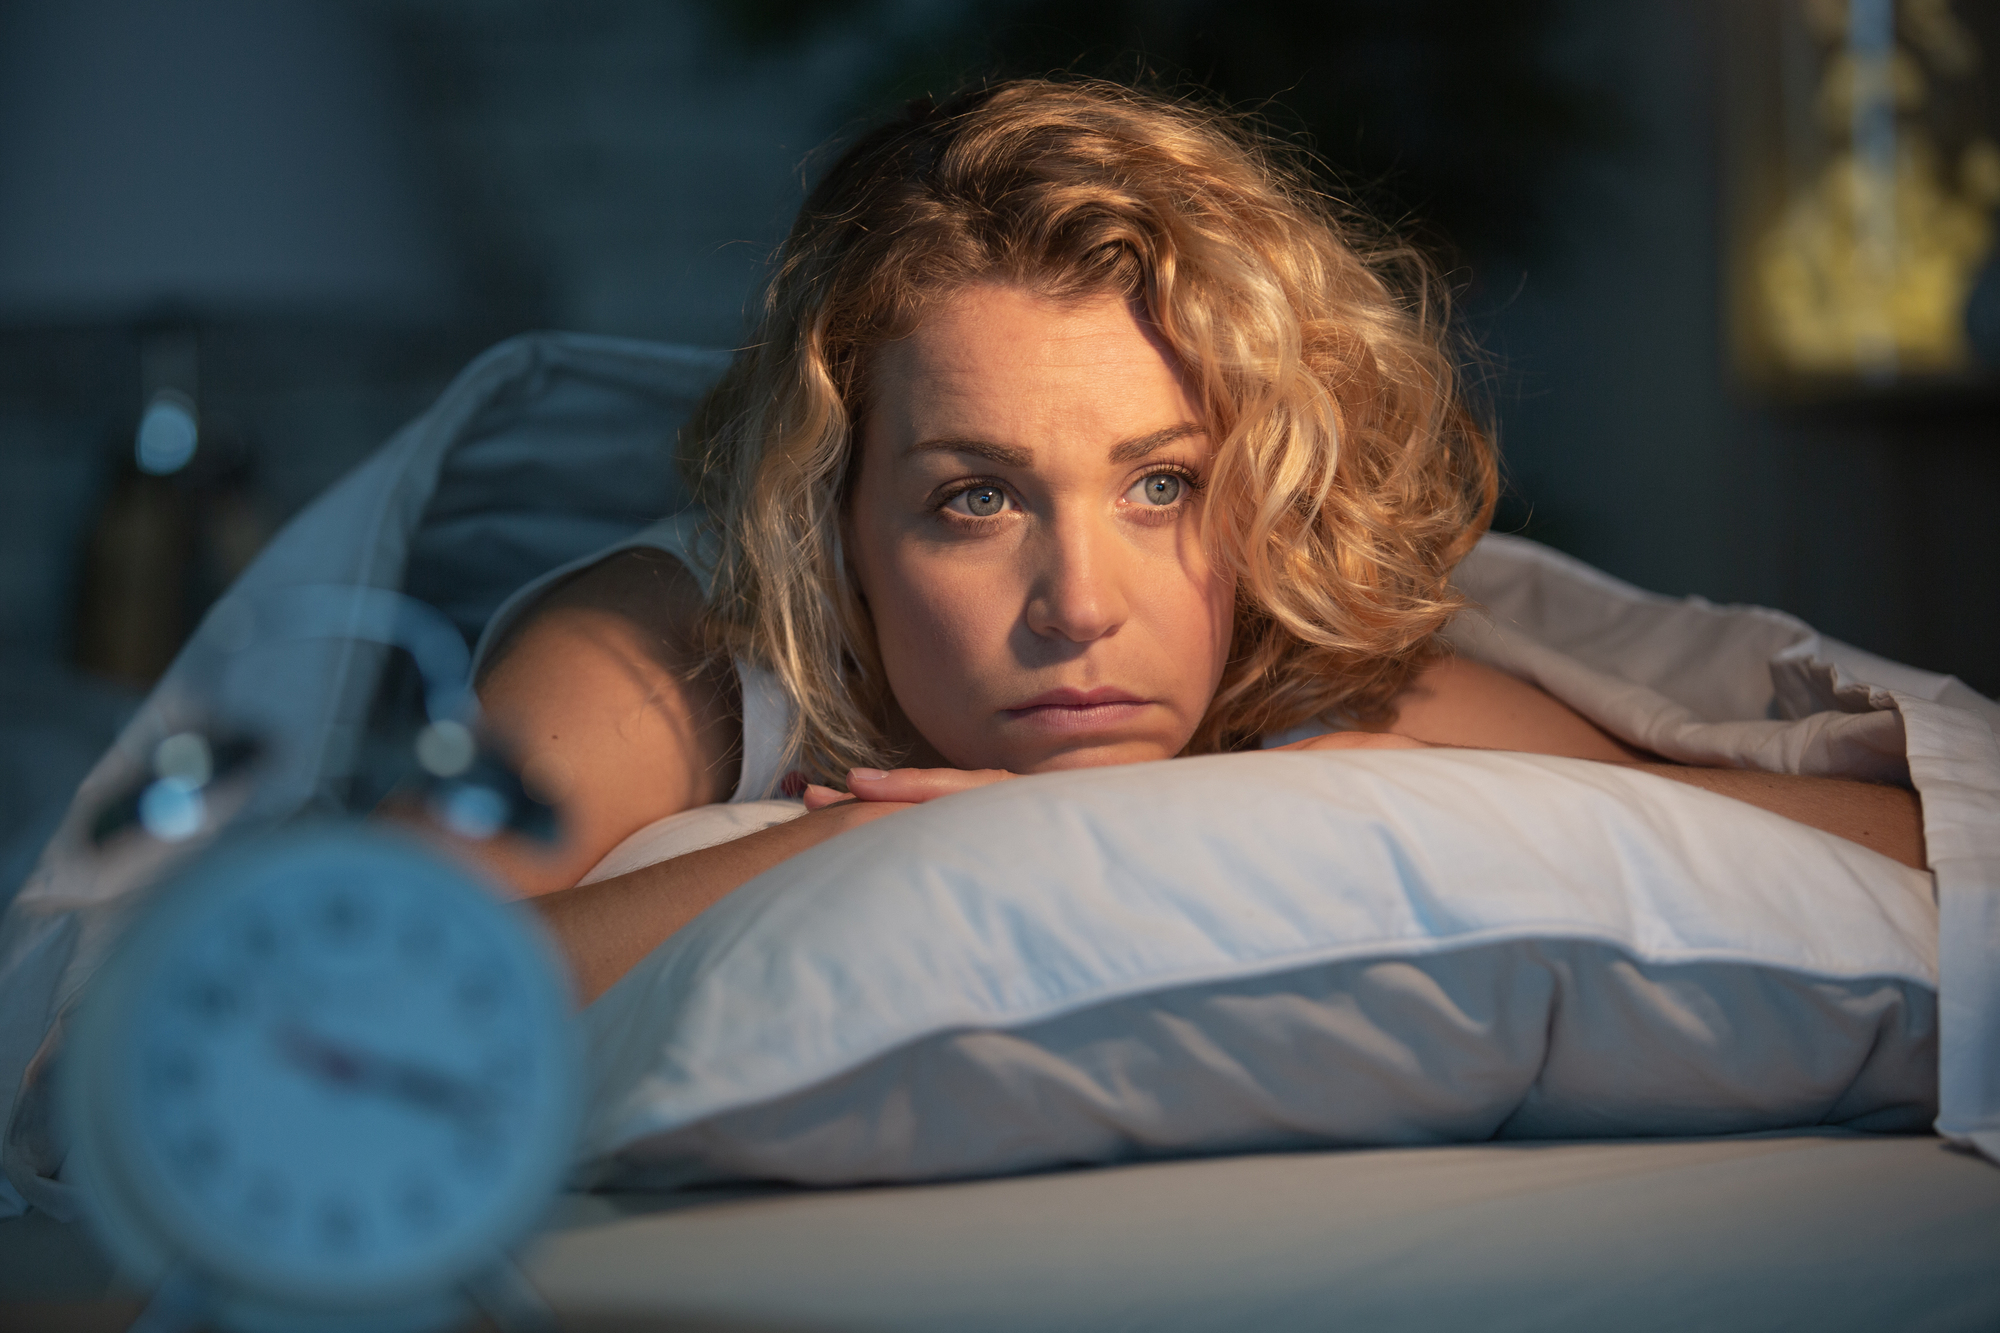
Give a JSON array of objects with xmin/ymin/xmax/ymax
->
[{"xmin": 273, "ymin": 1023, "xmax": 497, "ymax": 1125}]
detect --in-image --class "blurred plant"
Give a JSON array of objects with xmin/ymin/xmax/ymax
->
[{"xmin": 697, "ymin": 0, "xmax": 1621, "ymax": 268}]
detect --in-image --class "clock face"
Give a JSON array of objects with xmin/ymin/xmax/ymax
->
[{"xmin": 73, "ymin": 829, "xmax": 577, "ymax": 1311}]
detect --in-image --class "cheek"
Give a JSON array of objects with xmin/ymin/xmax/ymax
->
[
  {"xmin": 847, "ymin": 509, "xmax": 1010, "ymax": 697},
  {"xmin": 1164, "ymin": 524, "xmax": 1236, "ymax": 690},
  {"xmin": 872, "ymin": 558, "xmax": 988, "ymax": 667}
]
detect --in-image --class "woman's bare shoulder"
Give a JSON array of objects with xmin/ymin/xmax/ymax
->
[
  {"xmin": 1369, "ymin": 655, "xmax": 1646, "ymax": 763},
  {"xmin": 470, "ymin": 548, "xmax": 741, "ymax": 896},
  {"xmin": 478, "ymin": 547, "xmax": 704, "ymax": 680}
]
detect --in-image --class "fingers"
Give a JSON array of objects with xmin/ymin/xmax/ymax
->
[
  {"xmin": 843, "ymin": 766, "xmax": 1016, "ymax": 803},
  {"xmin": 801, "ymin": 783, "xmax": 855, "ymax": 811},
  {"xmin": 819, "ymin": 797, "xmax": 917, "ymax": 831},
  {"xmin": 800, "ymin": 768, "xmax": 1012, "ymax": 809}
]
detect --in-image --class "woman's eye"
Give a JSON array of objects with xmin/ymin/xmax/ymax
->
[
  {"xmin": 1127, "ymin": 473, "xmax": 1184, "ymax": 507},
  {"xmin": 948, "ymin": 485, "xmax": 1009, "ymax": 517}
]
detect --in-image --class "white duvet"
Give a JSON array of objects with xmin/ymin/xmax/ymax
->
[{"xmin": 1450, "ymin": 535, "xmax": 2000, "ymax": 1162}]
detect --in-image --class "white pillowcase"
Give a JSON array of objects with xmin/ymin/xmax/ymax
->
[
  {"xmin": 575, "ymin": 749, "xmax": 1938, "ymax": 1189},
  {"xmin": 577, "ymin": 799, "xmax": 806, "ymax": 886}
]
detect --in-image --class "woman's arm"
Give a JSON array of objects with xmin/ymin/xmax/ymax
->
[
  {"xmin": 1288, "ymin": 660, "xmax": 1929, "ymax": 870},
  {"xmin": 1354, "ymin": 656, "xmax": 1649, "ymax": 762},
  {"xmin": 528, "ymin": 798, "xmax": 907, "ymax": 1003},
  {"xmin": 433, "ymin": 548, "xmax": 915, "ymax": 1002},
  {"xmin": 1620, "ymin": 764, "xmax": 1926, "ymax": 870},
  {"xmin": 455, "ymin": 548, "xmax": 741, "ymax": 896}
]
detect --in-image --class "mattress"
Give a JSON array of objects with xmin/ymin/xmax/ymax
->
[
  {"xmin": 6, "ymin": 1131, "xmax": 1997, "ymax": 1330},
  {"xmin": 522, "ymin": 1130, "xmax": 2000, "ymax": 1332}
]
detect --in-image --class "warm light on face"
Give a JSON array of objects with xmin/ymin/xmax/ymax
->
[{"xmin": 846, "ymin": 283, "xmax": 1235, "ymax": 774}]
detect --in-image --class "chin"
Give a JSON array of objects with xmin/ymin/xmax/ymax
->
[{"xmin": 1009, "ymin": 739, "xmax": 1178, "ymax": 774}]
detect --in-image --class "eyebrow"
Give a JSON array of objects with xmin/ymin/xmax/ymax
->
[
  {"xmin": 1107, "ymin": 422, "xmax": 1206, "ymax": 463},
  {"xmin": 908, "ymin": 422, "xmax": 1206, "ymax": 468}
]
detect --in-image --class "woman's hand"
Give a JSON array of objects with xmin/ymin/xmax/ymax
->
[
  {"xmin": 798, "ymin": 741, "xmax": 1429, "ymax": 812},
  {"xmin": 803, "ymin": 766, "xmax": 1016, "ymax": 810}
]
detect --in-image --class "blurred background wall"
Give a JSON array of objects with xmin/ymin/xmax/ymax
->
[{"xmin": 1, "ymin": 0, "xmax": 1996, "ymax": 900}]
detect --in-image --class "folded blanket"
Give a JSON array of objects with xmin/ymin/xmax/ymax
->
[{"xmin": 1449, "ymin": 534, "xmax": 2000, "ymax": 1162}]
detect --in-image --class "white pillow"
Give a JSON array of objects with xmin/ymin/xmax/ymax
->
[
  {"xmin": 577, "ymin": 799, "xmax": 806, "ymax": 886},
  {"xmin": 575, "ymin": 750, "xmax": 1938, "ymax": 1189}
]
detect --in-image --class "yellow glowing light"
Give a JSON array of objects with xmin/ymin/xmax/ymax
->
[
  {"xmin": 1760, "ymin": 138, "xmax": 1995, "ymax": 374},
  {"xmin": 1755, "ymin": 0, "xmax": 1996, "ymax": 378}
]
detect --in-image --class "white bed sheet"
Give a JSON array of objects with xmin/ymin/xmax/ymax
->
[
  {"xmin": 521, "ymin": 1130, "xmax": 2000, "ymax": 1333},
  {"xmin": 8, "ymin": 1130, "xmax": 1996, "ymax": 1331}
]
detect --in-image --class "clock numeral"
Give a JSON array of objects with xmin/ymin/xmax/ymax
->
[
  {"xmin": 243, "ymin": 1171, "xmax": 291, "ymax": 1229},
  {"xmin": 181, "ymin": 976, "xmax": 243, "ymax": 1026},
  {"xmin": 315, "ymin": 1195, "xmax": 365, "ymax": 1253},
  {"xmin": 237, "ymin": 911, "xmax": 281, "ymax": 962},
  {"xmin": 482, "ymin": 1048, "xmax": 529, "ymax": 1087},
  {"xmin": 397, "ymin": 1175, "xmax": 443, "ymax": 1231},
  {"xmin": 169, "ymin": 1124, "xmax": 228, "ymax": 1183},
  {"xmin": 398, "ymin": 913, "xmax": 446, "ymax": 960},
  {"xmin": 454, "ymin": 967, "xmax": 504, "ymax": 1022},
  {"xmin": 317, "ymin": 890, "xmax": 372, "ymax": 946},
  {"xmin": 455, "ymin": 1126, "xmax": 506, "ymax": 1172},
  {"xmin": 150, "ymin": 1050, "xmax": 202, "ymax": 1096}
]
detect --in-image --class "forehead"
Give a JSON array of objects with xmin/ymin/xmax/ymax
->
[{"xmin": 866, "ymin": 283, "xmax": 1199, "ymax": 446}]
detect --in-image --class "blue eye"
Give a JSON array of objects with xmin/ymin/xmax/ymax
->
[
  {"xmin": 952, "ymin": 486, "xmax": 1007, "ymax": 517},
  {"xmin": 1129, "ymin": 473, "xmax": 1183, "ymax": 506}
]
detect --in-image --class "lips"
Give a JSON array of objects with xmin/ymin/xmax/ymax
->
[
  {"xmin": 999, "ymin": 687, "xmax": 1153, "ymax": 735},
  {"xmin": 1005, "ymin": 686, "xmax": 1147, "ymax": 711}
]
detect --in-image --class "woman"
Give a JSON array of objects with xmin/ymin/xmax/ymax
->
[{"xmin": 469, "ymin": 80, "xmax": 1923, "ymax": 1002}]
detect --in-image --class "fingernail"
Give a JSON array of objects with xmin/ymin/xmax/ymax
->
[{"xmin": 849, "ymin": 767, "xmax": 888, "ymax": 782}]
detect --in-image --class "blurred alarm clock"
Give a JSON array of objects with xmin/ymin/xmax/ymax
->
[{"xmin": 62, "ymin": 825, "xmax": 579, "ymax": 1333}]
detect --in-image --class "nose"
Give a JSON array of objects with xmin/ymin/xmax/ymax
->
[{"xmin": 1023, "ymin": 513, "xmax": 1129, "ymax": 643}]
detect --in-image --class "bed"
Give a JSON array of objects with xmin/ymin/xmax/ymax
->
[
  {"xmin": 8, "ymin": 1130, "xmax": 2000, "ymax": 1330},
  {"xmin": 3, "ymin": 332, "xmax": 1997, "ymax": 1330},
  {"xmin": 529, "ymin": 1130, "xmax": 2000, "ymax": 1331}
]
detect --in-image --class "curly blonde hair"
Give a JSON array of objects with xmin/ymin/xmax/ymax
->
[{"xmin": 685, "ymin": 78, "xmax": 1496, "ymax": 784}]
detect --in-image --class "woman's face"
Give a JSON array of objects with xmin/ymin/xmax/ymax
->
[{"xmin": 847, "ymin": 282, "xmax": 1234, "ymax": 773}]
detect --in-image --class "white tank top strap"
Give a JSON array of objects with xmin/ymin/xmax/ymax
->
[
  {"xmin": 470, "ymin": 510, "xmax": 708, "ymax": 670},
  {"xmin": 468, "ymin": 509, "xmax": 799, "ymax": 804},
  {"xmin": 733, "ymin": 661, "xmax": 796, "ymax": 801}
]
